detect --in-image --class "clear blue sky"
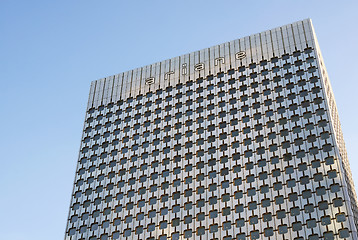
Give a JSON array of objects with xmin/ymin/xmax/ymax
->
[{"xmin": 1, "ymin": 1, "xmax": 357, "ymax": 239}]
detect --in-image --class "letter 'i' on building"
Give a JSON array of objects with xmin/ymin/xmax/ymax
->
[{"xmin": 65, "ymin": 19, "xmax": 358, "ymax": 240}]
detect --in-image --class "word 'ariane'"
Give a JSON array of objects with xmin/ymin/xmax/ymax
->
[{"xmin": 145, "ymin": 51, "xmax": 246, "ymax": 85}]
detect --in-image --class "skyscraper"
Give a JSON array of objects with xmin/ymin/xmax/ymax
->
[{"xmin": 65, "ymin": 19, "xmax": 358, "ymax": 239}]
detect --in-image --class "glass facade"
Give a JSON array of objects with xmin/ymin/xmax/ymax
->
[{"xmin": 65, "ymin": 19, "xmax": 358, "ymax": 239}]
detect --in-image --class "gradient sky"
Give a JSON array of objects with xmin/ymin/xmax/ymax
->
[{"xmin": 1, "ymin": 1, "xmax": 357, "ymax": 239}]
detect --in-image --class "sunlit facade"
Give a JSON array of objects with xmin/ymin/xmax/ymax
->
[{"xmin": 65, "ymin": 19, "xmax": 358, "ymax": 239}]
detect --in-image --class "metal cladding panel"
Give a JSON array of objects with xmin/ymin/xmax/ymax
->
[
  {"xmin": 188, "ymin": 51, "xmax": 195, "ymax": 81},
  {"xmin": 94, "ymin": 78, "xmax": 105, "ymax": 107},
  {"xmin": 141, "ymin": 64, "xmax": 151, "ymax": 94},
  {"xmin": 262, "ymin": 30, "xmax": 271, "ymax": 60},
  {"xmin": 281, "ymin": 24, "xmax": 291, "ymax": 53},
  {"xmin": 208, "ymin": 46, "xmax": 216, "ymax": 74},
  {"xmin": 276, "ymin": 27, "xmax": 285, "ymax": 56},
  {"xmin": 200, "ymin": 48, "xmax": 210, "ymax": 77},
  {"xmin": 112, "ymin": 73, "xmax": 123, "ymax": 103},
  {"xmin": 152, "ymin": 61, "xmax": 162, "ymax": 90},
  {"xmin": 171, "ymin": 56, "xmax": 180, "ymax": 86},
  {"xmin": 251, "ymin": 33, "xmax": 259, "ymax": 61},
  {"xmin": 87, "ymin": 81, "xmax": 96, "ymax": 110},
  {"xmin": 161, "ymin": 59, "xmax": 170, "ymax": 85},
  {"xmin": 229, "ymin": 39, "xmax": 239, "ymax": 70},
  {"xmin": 131, "ymin": 67, "xmax": 141, "ymax": 97},
  {"xmin": 66, "ymin": 19, "xmax": 358, "ymax": 240},
  {"xmin": 292, "ymin": 21, "xmax": 304, "ymax": 51},
  {"xmin": 105, "ymin": 75, "xmax": 115, "ymax": 105},
  {"xmin": 102, "ymin": 76, "xmax": 110, "ymax": 104},
  {"xmin": 180, "ymin": 53, "xmax": 190, "ymax": 84},
  {"xmin": 244, "ymin": 35, "xmax": 251, "ymax": 63},
  {"xmin": 217, "ymin": 43, "xmax": 226, "ymax": 72},
  {"xmin": 193, "ymin": 50, "xmax": 200, "ymax": 80},
  {"xmin": 239, "ymin": 36, "xmax": 248, "ymax": 66},
  {"xmin": 120, "ymin": 70, "xmax": 130, "ymax": 99},
  {"xmin": 286, "ymin": 24, "xmax": 296, "ymax": 51}
]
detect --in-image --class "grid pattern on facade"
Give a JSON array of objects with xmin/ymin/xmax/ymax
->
[
  {"xmin": 65, "ymin": 19, "xmax": 358, "ymax": 240},
  {"xmin": 311, "ymin": 28, "xmax": 358, "ymax": 228}
]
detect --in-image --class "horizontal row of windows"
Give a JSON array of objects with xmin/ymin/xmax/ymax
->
[
  {"xmin": 76, "ymin": 166, "xmax": 338, "ymax": 190},
  {"xmin": 83, "ymin": 114, "xmax": 328, "ymax": 145},
  {"xmin": 73, "ymin": 189, "xmax": 345, "ymax": 212},
  {"xmin": 83, "ymin": 119, "xmax": 329, "ymax": 148},
  {"xmin": 71, "ymin": 213, "xmax": 347, "ymax": 236},
  {"xmin": 70, "ymin": 227, "xmax": 350, "ymax": 240},
  {"xmin": 74, "ymin": 181, "xmax": 342, "ymax": 207},
  {"xmin": 89, "ymin": 94, "xmax": 322, "ymax": 126},
  {"xmin": 77, "ymin": 149, "xmax": 336, "ymax": 175},
  {"xmin": 69, "ymin": 219, "xmax": 349, "ymax": 239},
  {"xmin": 71, "ymin": 207, "xmax": 347, "ymax": 227},
  {"xmin": 86, "ymin": 100, "xmax": 323, "ymax": 131},
  {"xmin": 81, "ymin": 143, "xmax": 334, "ymax": 168}
]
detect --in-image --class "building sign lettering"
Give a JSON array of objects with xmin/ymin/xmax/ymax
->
[{"xmin": 144, "ymin": 51, "xmax": 245, "ymax": 84}]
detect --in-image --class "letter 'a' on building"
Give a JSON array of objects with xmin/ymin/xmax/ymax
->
[{"xmin": 65, "ymin": 19, "xmax": 358, "ymax": 240}]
